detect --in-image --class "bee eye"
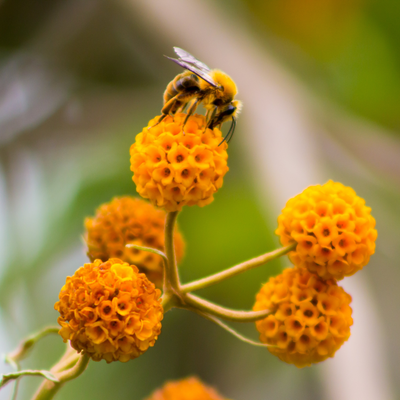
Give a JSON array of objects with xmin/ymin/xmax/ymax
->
[{"xmin": 226, "ymin": 104, "xmax": 236, "ymax": 113}]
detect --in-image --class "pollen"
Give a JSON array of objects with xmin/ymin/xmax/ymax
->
[
  {"xmin": 84, "ymin": 196, "xmax": 185, "ymax": 288},
  {"xmin": 253, "ymin": 267, "xmax": 353, "ymax": 368},
  {"xmin": 275, "ymin": 180, "xmax": 377, "ymax": 281},
  {"xmin": 144, "ymin": 376, "xmax": 229, "ymax": 400},
  {"xmin": 130, "ymin": 113, "xmax": 229, "ymax": 212},
  {"xmin": 54, "ymin": 258, "xmax": 163, "ymax": 363}
]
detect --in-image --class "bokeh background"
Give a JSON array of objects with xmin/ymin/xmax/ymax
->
[{"xmin": 0, "ymin": 0, "xmax": 399, "ymax": 399}]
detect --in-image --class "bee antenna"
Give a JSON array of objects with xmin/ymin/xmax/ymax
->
[
  {"xmin": 227, "ymin": 117, "xmax": 236, "ymax": 143},
  {"xmin": 218, "ymin": 117, "xmax": 236, "ymax": 146}
]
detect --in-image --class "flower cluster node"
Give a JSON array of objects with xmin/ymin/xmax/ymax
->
[
  {"xmin": 253, "ymin": 267, "xmax": 352, "ymax": 368},
  {"xmin": 84, "ymin": 196, "xmax": 185, "ymax": 287},
  {"xmin": 145, "ymin": 377, "xmax": 229, "ymax": 400},
  {"xmin": 130, "ymin": 113, "xmax": 229, "ymax": 212},
  {"xmin": 54, "ymin": 258, "xmax": 163, "ymax": 363},
  {"xmin": 276, "ymin": 180, "xmax": 377, "ymax": 280}
]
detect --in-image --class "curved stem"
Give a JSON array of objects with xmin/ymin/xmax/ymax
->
[
  {"xmin": 181, "ymin": 243, "xmax": 296, "ymax": 293},
  {"xmin": 125, "ymin": 244, "xmax": 167, "ymax": 264},
  {"xmin": 193, "ymin": 310, "xmax": 275, "ymax": 348},
  {"xmin": 55, "ymin": 353, "xmax": 90, "ymax": 382},
  {"xmin": 6, "ymin": 326, "xmax": 59, "ymax": 366},
  {"xmin": 163, "ymin": 211, "xmax": 181, "ymax": 293},
  {"xmin": 51, "ymin": 346, "xmax": 80, "ymax": 374},
  {"xmin": 31, "ymin": 353, "xmax": 89, "ymax": 400},
  {"xmin": 183, "ymin": 293, "xmax": 271, "ymax": 322}
]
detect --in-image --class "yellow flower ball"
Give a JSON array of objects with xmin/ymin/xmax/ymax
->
[
  {"xmin": 276, "ymin": 180, "xmax": 377, "ymax": 280},
  {"xmin": 130, "ymin": 113, "xmax": 229, "ymax": 212},
  {"xmin": 54, "ymin": 258, "xmax": 163, "ymax": 363},
  {"xmin": 253, "ymin": 267, "xmax": 352, "ymax": 368},
  {"xmin": 145, "ymin": 377, "xmax": 230, "ymax": 400},
  {"xmin": 84, "ymin": 196, "xmax": 185, "ymax": 287}
]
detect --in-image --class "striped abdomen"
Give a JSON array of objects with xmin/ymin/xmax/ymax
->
[{"xmin": 163, "ymin": 72, "xmax": 200, "ymax": 105}]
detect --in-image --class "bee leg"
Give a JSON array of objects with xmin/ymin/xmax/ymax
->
[
  {"xmin": 182, "ymin": 98, "xmax": 201, "ymax": 134},
  {"xmin": 205, "ymin": 109, "xmax": 211, "ymax": 124},
  {"xmin": 160, "ymin": 97, "xmax": 181, "ymax": 118},
  {"xmin": 177, "ymin": 102, "xmax": 189, "ymax": 113},
  {"xmin": 150, "ymin": 95, "xmax": 186, "ymax": 129},
  {"xmin": 149, "ymin": 100, "xmax": 178, "ymax": 129},
  {"xmin": 205, "ymin": 106, "xmax": 218, "ymax": 132},
  {"xmin": 218, "ymin": 117, "xmax": 236, "ymax": 146},
  {"xmin": 150, "ymin": 113, "xmax": 168, "ymax": 129}
]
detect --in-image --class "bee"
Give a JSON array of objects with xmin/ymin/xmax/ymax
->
[{"xmin": 158, "ymin": 47, "xmax": 242, "ymax": 145}]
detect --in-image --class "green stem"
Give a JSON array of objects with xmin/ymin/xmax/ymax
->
[
  {"xmin": 160, "ymin": 291, "xmax": 180, "ymax": 313},
  {"xmin": 31, "ymin": 353, "xmax": 89, "ymax": 400},
  {"xmin": 183, "ymin": 293, "xmax": 271, "ymax": 322},
  {"xmin": 50, "ymin": 346, "xmax": 80, "ymax": 374},
  {"xmin": 181, "ymin": 243, "xmax": 296, "ymax": 293},
  {"xmin": 125, "ymin": 244, "xmax": 168, "ymax": 264},
  {"xmin": 194, "ymin": 310, "xmax": 275, "ymax": 348},
  {"xmin": 163, "ymin": 211, "xmax": 181, "ymax": 293},
  {"xmin": 11, "ymin": 376, "xmax": 20, "ymax": 400},
  {"xmin": 55, "ymin": 353, "xmax": 90, "ymax": 382},
  {"xmin": 6, "ymin": 326, "xmax": 59, "ymax": 366}
]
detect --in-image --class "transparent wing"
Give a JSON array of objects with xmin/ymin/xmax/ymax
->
[
  {"xmin": 165, "ymin": 56, "xmax": 219, "ymax": 88},
  {"xmin": 173, "ymin": 47, "xmax": 211, "ymax": 72}
]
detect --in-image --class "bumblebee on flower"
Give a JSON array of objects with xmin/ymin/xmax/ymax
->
[
  {"xmin": 130, "ymin": 113, "xmax": 229, "ymax": 212},
  {"xmin": 4, "ymin": 46, "xmax": 381, "ymax": 400}
]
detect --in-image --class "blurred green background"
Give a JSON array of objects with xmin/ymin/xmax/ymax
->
[{"xmin": 0, "ymin": 0, "xmax": 399, "ymax": 399}]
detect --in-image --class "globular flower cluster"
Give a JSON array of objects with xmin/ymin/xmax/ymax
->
[
  {"xmin": 130, "ymin": 113, "xmax": 229, "ymax": 212},
  {"xmin": 55, "ymin": 258, "xmax": 163, "ymax": 363},
  {"xmin": 84, "ymin": 196, "xmax": 185, "ymax": 287},
  {"xmin": 253, "ymin": 267, "xmax": 352, "ymax": 368},
  {"xmin": 276, "ymin": 180, "xmax": 377, "ymax": 280},
  {"xmin": 145, "ymin": 377, "xmax": 229, "ymax": 400}
]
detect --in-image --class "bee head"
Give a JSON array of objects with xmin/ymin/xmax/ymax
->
[{"xmin": 231, "ymin": 100, "xmax": 242, "ymax": 116}]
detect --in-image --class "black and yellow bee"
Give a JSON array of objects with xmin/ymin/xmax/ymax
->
[{"xmin": 158, "ymin": 47, "xmax": 242, "ymax": 144}]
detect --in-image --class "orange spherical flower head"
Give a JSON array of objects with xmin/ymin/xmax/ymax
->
[
  {"xmin": 84, "ymin": 196, "xmax": 185, "ymax": 287},
  {"xmin": 130, "ymin": 113, "xmax": 229, "ymax": 212},
  {"xmin": 253, "ymin": 267, "xmax": 353, "ymax": 368},
  {"xmin": 145, "ymin": 377, "xmax": 230, "ymax": 400},
  {"xmin": 276, "ymin": 180, "xmax": 377, "ymax": 280},
  {"xmin": 54, "ymin": 258, "xmax": 163, "ymax": 363}
]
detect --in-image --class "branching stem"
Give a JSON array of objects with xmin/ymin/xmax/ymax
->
[
  {"xmin": 182, "ymin": 293, "xmax": 270, "ymax": 322},
  {"xmin": 192, "ymin": 310, "xmax": 275, "ymax": 348},
  {"xmin": 181, "ymin": 243, "xmax": 296, "ymax": 293},
  {"xmin": 31, "ymin": 351, "xmax": 89, "ymax": 400}
]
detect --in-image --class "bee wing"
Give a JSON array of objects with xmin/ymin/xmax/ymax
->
[
  {"xmin": 173, "ymin": 47, "xmax": 211, "ymax": 72},
  {"xmin": 165, "ymin": 56, "xmax": 219, "ymax": 88}
]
